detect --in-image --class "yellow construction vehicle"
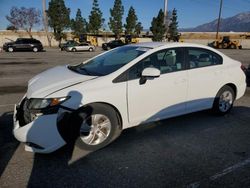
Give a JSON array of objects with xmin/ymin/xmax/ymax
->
[
  {"xmin": 78, "ymin": 34, "xmax": 98, "ymax": 46},
  {"xmin": 124, "ymin": 35, "xmax": 139, "ymax": 44},
  {"xmin": 208, "ymin": 36, "xmax": 242, "ymax": 49}
]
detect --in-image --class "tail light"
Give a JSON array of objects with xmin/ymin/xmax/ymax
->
[{"xmin": 241, "ymin": 64, "xmax": 247, "ymax": 72}]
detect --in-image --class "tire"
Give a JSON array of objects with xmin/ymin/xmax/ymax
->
[
  {"xmin": 230, "ymin": 44, "xmax": 236, "ymax": 49},
  {"xmin": 89, "ymin": 47, "xmax": 94, "ymax": 52},
  {"xmin": 33, "ymin": 47, "xmax": 38, "ymax": 52},
  {"xmin": 218, "ymin": 44, "xmax": 223, "ymax": 49},
  {"xmin": 73, "ymin": 104, "xmax": 122, "ymax": 151},
  {"xmin": 8, "ymin": 47, "xmax": 14, "ymax": 52},
  {"xmin": 223, "ymin": 43, "xmax": 228, "ymax": 49},
  {"xmin": 212, "ymin": 85, "xmax": 235, "ymax": 115},
  {"xmin": 72, "ymin": 48, "xmax": 77, "ymax": 52}
]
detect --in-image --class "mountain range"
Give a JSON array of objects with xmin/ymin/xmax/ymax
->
[{"xmin": 180, "ymin": 12, "xmax": 250, "ymax": 32}]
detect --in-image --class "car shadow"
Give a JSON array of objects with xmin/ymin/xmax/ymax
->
[
  {"xmin": 0, "ymin": 111, "xmax": 19, "ymax": 177},
  {"xmin": 27, "ymin": 105, "xmax": 250, "ymax": 187}
]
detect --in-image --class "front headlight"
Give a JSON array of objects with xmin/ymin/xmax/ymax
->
[{"xmin": 28, "ymin": 97, "xmax": 70, "ymax": 110}]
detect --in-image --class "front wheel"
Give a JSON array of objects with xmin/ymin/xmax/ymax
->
[
  {"xmin": 212, "ymin": 85, "xmax": 235, "ymax": 115},
  {"xmin": 89, "ymin": 47, "xmax": 94, "ymax": 52},
  {"xmin": 8, "ymin": 47, "xmax": 14, "ymax": 52},
  {"xmin": 74, "ymin": 104, "xmax": 122, "ymax": 151},
  {"xmin": 230, "ymin": 44, "xmax": 236, "ymax": 49}
]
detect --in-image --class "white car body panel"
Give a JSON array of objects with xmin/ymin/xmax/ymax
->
[
  {"xmin": 13, "ymin": 42, "xmax": 247, "ymax": 153},
  {"xmin": 127, "ymin": 71, "xmax": 188, "ymax": 125},
  {"xmin": 27, "ymin": 66, "xmax": 97, "ymax": 98},
  {"xmin": 13, "ymin": 114, "xmax": 66, "ymax": 153},
  {"xmin": 186, "ymin": 65, "xmax": 225, "ymax": 113}
]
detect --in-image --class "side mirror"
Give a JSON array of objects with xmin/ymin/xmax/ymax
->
[
  {"xmin": 141, "ymin": 67, "xmax": 160, "ymax": 78},
  {"xmin": 140, "ymin": 67, "xmax": 160, "ymax": 85}
]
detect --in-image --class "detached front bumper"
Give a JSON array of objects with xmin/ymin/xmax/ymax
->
[{"xmin": 13, "ymin": 104, "xmax": 66, "ymax": 153}]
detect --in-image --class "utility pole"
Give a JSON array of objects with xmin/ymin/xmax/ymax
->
[
  {"xmin": 164, "ymin": 0, "xmax": 168, "ymax": 26},
  {"xmin": 164, "ymin": 0, "xmax": 168, "ymax": 40},
  {"xmin": 216, "ymin": 0, "xmax": 223, "ymax": 40},
  {"xmin": 42, "ymin": 0, "xmax": 51, "ymax": 47}
]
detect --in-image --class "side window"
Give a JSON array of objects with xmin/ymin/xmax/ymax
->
[
  {"xmin": 16, "ymin": 39, "xmax": 23, "ymax": 44},
  {"xmin": 128, "ymin": 48, "xmax": 185, "ymax": 80},
  {"xmin": 161, "ymin": 48, "xmax": 185, "ymax": 74},
  {"xmin": 188, "ymin": 48, "xmax": 223, "ymax": 69},
  {"xmin": 23, "ymin": 39, "xmax": 31, "ymax": 44}
]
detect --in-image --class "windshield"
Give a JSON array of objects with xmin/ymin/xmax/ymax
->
[{"xmin": 68, "ymin": 46, "xmax": 150, "ymax": 76}]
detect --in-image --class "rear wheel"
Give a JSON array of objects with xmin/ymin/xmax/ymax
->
[
  {"xmin": 212, "ymin": 85, "xmax": 235, "ymax": 115},
  {"xmin": 72, "ymin": 48, "xmax": 77, "ymax": 52},
  {"xmin": 74, "ymin": 104, "xmax": 122, "ymax": 151}
]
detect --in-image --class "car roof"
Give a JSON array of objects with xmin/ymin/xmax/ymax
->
[{"xmin": 130, "ymin": 42, "xmax": 213, "ymax": 50}]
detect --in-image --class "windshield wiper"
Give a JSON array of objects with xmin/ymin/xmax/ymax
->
[{"xmin": 79, "ymin": 67, "xmax": 92, "ymax": 75}]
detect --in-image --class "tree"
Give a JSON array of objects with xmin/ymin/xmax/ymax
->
[
  {"xmin": 71, "ymin": 9, "xmax": 87, "ymax": 37},
  {"xmin": 135, "ymin": 22, "xmax": 143, "ymax": 36},
  {"xmin": 150, "ymin": 9, "xmax": 166, "ymax": 41},
  {"xmin": 124, "ymin": 6, "xmax": 137, "ymax": 35},
  {"xmin": 6, "ymin": 7, "xmax": 41, "ymax": 38},
  {"xmin": 47, "ymin": 0, "xmax": 70, "ymax": 43},
  {"xmin": 88, "ymin": 0, "xmax": 104, "ymax": 35},
  {"xmin": 168, "ymin": 8, "xmax": 179, "ymax": 42},
  {"xmin": 109, "ymin": 0, "xmax": 124, "ymax": 39}
]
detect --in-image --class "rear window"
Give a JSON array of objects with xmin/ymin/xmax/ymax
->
[{"xmin": 187, "ymin": 48, "xmax": 223, "ymax": 69}]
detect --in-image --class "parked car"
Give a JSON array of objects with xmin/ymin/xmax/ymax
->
[
  {"xmin": 3, "ymin": 38, "xmax": 43, "ymax": 52},
  {"xmin": 13, "ymin": 42, "xmax": 246, "ymax": 153},
  {"xmin": 244, "ymin": 64, "xmax": 250, "ymax": 86},
  {"xmin": 66, "ymin": 43, "xmax": 95, "ymax": 52},
  {"xmin": 59, "ymin": 40, "xmax": 79, "ymax": 51},
  {"xmin": 102, "ymin": 39, "xmax": 125, "ymax": 50}
]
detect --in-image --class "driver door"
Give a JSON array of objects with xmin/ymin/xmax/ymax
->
[{"xmin": 127, "ymin": 48, "xmax": 188, "ymax": 125}]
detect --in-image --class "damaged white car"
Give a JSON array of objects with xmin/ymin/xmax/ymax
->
[{"xmin": 13, "ymin": 42, "xmax": 246, "ymax": 153}]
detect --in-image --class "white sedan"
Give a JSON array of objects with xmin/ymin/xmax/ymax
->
[
  {"xmin": 66, "ymin": 43, "xmax": 95, "ymax": 52},
  {"xmin": 13, "ymin": 42, "xmax": 246, "ymax": 153}
]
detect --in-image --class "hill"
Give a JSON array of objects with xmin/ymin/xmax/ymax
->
[{"xmin": 181, "ymin": 12, "xmax": 250, "ymax": 32}]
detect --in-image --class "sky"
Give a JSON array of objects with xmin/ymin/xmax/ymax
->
[{"xmin": 0, "ymin": 0, "xmax": 250, "ymax": 30}]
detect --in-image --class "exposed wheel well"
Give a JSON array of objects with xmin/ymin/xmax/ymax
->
[
  {"xmin": 225, "ymin": 83, "xmax": 237, "ymax": 98},
  {"xmin": 78, "ymin": 102, "xmax": 123, "ymax": 129}
]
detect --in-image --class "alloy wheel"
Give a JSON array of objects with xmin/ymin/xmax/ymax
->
[{"xmin": 80, "ymin": 114, "xmax": 111, "ymax": 145}]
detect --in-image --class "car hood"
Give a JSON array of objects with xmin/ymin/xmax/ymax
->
[
  {"xmin": 27, "ymin": 65, "xmax": 97, "ymax": 98},
  {"xmin": 4, "ymin": 42, "xmax": 14, "ymax": 45}
]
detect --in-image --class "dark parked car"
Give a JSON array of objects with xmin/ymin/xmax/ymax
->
[
  {"xmin": 241, "ymin": 64, "xmax": 250, "ymax": 87},
  {"xmin": 59, "ymin": 40, "xmax": 79, "ymax": 51},
  {"xmin": 3, "ymin": 38, "xmax": 43, "ymax": 52},
  {"xmin": 245, "ymin": 65, "xmax": 250, "ymax": 87},
  {"xmin": 102, "ymin": 40, "xmax": 125, "ymax": 50}
]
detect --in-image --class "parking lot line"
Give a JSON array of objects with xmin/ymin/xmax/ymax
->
[
  {"xmin": 187, "ymin": 158, "xmax": 250, "ymax": 188},
  {"xmin": 0, "ymin": 104, "xmax": 15, "ymax": 107}
]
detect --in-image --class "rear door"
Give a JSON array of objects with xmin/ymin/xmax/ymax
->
[
  {"xmin": 127, "ymin": 47, "xmax": 188, "ymax": 125},
  {"xmin": 186, "ymin": 47, "xmax": 224, "ymax": 113}
]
